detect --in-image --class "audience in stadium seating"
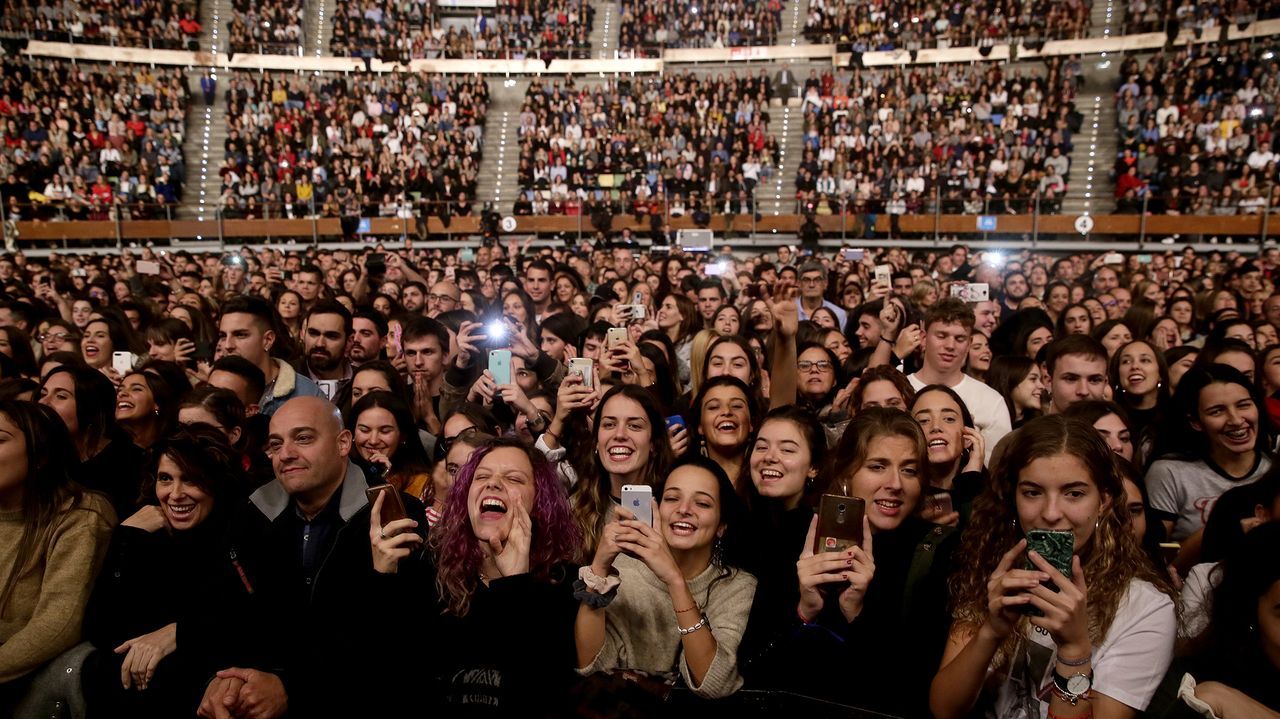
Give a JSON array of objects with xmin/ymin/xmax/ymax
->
[
  {"xmin": 227, "ymin": 0, "xmax": 303, "ymax": 54},
  {"xmin": 803, "ymin": 0, "xmax": 1089, "ymax": 50},
  {"xmin": 619, "ymin": 0, "xmax": 782, "ymax": 55},
  {"xmin": 0, "ymin": 0, "xmax": 201, "ymax": 49}
]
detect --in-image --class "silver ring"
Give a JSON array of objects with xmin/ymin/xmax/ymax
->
[{"xmin": 379, "ymin": 529, "xmax": 386, "ymax": 540}]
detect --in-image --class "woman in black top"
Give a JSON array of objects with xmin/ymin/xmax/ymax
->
[
  {"xmin": 746, "ymin": 408, "xmax": 957, "ymax": 717},
  {"xmin": 82, "ymin": 426, "xmax": 245, "ymax": 718}
]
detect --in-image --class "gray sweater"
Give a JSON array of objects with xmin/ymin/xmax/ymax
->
[{"xmin": 579, "ymin": 553, "xmax": 757, "ymax": 698}]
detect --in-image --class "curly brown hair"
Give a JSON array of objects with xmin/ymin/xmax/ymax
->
[{"xmin": 947, "ymin": 414, "xmax": 1174, "ymax": 668}]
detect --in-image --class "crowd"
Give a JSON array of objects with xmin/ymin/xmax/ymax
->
[
  {"xmin": 795, "ymin": 59, "xmax": 1080, "ymax": 216},
  {"xmin": 331, "ymin": 0, "xmax": 594, "ymax": 61},
  {"xmin": 218, "ymin": 71, "xmax": 487, "ymax": 220},
  {"xmin": 0, "ymin": 235, "xmax": 1277, "ymax": 718},
  {"xmin": 0, "ymin": 0, "xmax": 201, "ymax": 49},
  {"xmin": 1112, "ymin": 40, "xmax": 1280, "ymax": 216},
  {"xmin": 802, "ymin": 0, "xmax": 1090, "ymax": 50},
  {"xmin": 227, "ymin": 0, "xmax": 303, "ymax": 55},
  {"xmin": 0, "ymin": 57, "xmax": 189, "ymax": 222},
  {"xmin": 618, "ymin": 0, "xmax": 782, "ymax": 55},
  {"xmin": 514, "ymin": 72, "xmax": 775, "ymax": 220},
  {"xmin": 1123, "ymin": 0, "xmax": 1280, "ymax": 36}
]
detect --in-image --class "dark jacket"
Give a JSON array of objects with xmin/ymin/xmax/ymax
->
[
  {"xmin": 82, "ymin": 518, "xmax": 228, "ymax": 716},
  {"xmin": 195, "ymin": 461, "xmax": 428, "ymax": 716},
  {"xmin": 77, "ymin": 435, "xmax": 147, "ymax": 520},
  {"xmin": 744, "ymin": 518, "xmax": 957, "ymax": 718}
]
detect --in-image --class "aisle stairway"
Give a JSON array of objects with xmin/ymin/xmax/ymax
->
[
  {"xmin": 474, "ymin": 79, "xmax": 530, "ymax": 218},
  {"xmin": 776, "ymin": 0, "xmax": 808, "ymax": 48},
  {"xmin": 588, "ymin": 1, "xmax": 620, "ymax": 58},
  {"xmin": 765, "ymin": 71, "xmax": 809, "ymax": 217},
  {"xmin": 305, "ymin": 0, "xmax": 331, "ymax": 58},
  {"xmin": 177, "ymin": 0, "xmax": 229, "ymax": 219},
  {"xmin": 1061, "ymin": 63, "xmax": 1119, "ymax": 216}
]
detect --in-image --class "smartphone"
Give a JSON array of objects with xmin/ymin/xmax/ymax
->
[
  {"xmin": 925, "ymin": 491, "xmax": 953, "ymax": 518},
  {"xmin": 842, "ymin": 248, "xmax": 865, "ymax": 262},
  {"xmin": 606, "ymin": 327, "xmax": 628, "ymax": 349},
  {"xmin": 1137, "ymin": 254, "xmax": 1153, "ymax": 264},
  {"xmin": 665, "ymin": 415, "xmax": 685, "ymax": 431},
  {"xmin": 705, "ymin": 261, "xmax": 730, "ymax": 277},
  {"xmin": 966, "ymin": 282, "xmax": 990, "ymax": 302},
  {"xmin": 1158, "ymin": 542, "xmax": 1181, "ymax": 566},
  {"xmin": 112, "ymin": 351, "xmax": 136, "ymax": 376},
  {"xmin": 1022, "ymin": 529, "xmax": 1075, "ymax": 614},
  {"xmin": 485, "ymin": 319, "xmax": 508, "ymax": 344},
  {"xmin": 874, "ymin": 264, "xmax": 892, "ymax": 286},
  {"xmin": 568, "ymin": 358, "xmax": 594, "ymax": 389},
  {"xmin": 744, "ymin": 283, "xmax": 765, "ymax": 299},
  {"xmin": 445, "ymin": 266, "xmax": 456, "ymax": 280},
  {"xmin": 220, "ymin": 254, "xmax": 244, "ymax": 268},
  {"xmin": 390, "ymin": 323, "xmax": 403, "ymax": 356},
  {"xmin": 815, "ymin": 494, "xmax": 865, "ymax": 553},
  {"xmin": 489, "ymin": 349, "xmax": 512, "ymax": 386},
  {"xmin": 136, "ymin": 260, "xmax": 161, "ymax": 275},
  {"xmin": 459, "ymin": 247, "xmax": 476, "ymax": 264},
  {"xmin": 619, "ymin": 304, "xmax": 646, "ymax": 320},
  {"xmin": 1103, "ymin": 252, "xmax": 1124, "ymax": 265},
  {"xmin": 620, "ymin": 484, "xmax": 653, "ymax": 526},
  {"xmin": 365, "ymin": 483, "xmax": 408, "ymax": 527},
  {"xmin": 633, "ymin": 291, "xmax": 644, "ymax": 304}
]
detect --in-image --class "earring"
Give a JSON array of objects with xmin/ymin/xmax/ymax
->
[{"xmin": 711, "ymin": 537, "xmax": 723, "ymax": 567}]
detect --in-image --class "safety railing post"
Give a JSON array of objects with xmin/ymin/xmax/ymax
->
[{"xmin": 1138, "ymin": 192, "xmax": 1149, "ymax": 250}]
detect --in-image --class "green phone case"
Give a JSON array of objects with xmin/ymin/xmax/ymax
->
[{"xmin": 1022, "ymin": 529, "xmax": 1074, "ymax": 615}]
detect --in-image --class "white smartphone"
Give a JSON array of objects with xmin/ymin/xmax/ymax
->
[
  {"xmin": 606, "ymin": 327, "xmax": 628, "ymax": 349},
  {"xmin": 488, "ymin": 349, "xmax": 512, "ymax": 386},
  {"xmin": 135, "ymin": 260, "xmax": 161, "ymax": 275},
  {"xmin": 568, "ymin": 358, "xmax": 594, "ymax": 389},
  {"xmin": 112, "ymin": 351, "xmax": 136, "ymax": 376},
  {"xmin": 620, "ymin": 484, "xmax": 653, "ymax": 526},
  {"xmin": 618, "ymin": 304, "xmax": 646, "ymax": 320},
  {"xmin": 841, "ymin": 248, "xmax": 865, "ymax": 261},
  {"xmin": 1103, "ymin": 252, "xmax": 1124, "ymax": 265},
  {"xmin": 874, "ymin": 264, "xmax": 892, "ymax": 285}
]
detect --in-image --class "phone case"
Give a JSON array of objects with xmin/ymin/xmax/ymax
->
[
  {"xmin": 606, "ymin": 327, "xmax": 628, "ymax": 348},
  {"xmin": 366, "ymin": 484, "xmax": 407, "ymax": 527},
  {"xmin": 815, "ymin": 494, "xmax": 864, "ymax": 553},
  {"xmin": 568, "ymin": 358, "xmax": 594, "ymax": 388},
  {"xmin": 620, "ymin": 485, "xmax": 652, "ymax": 526},
  {"xmin": 489, "ymin": 350, "xmax": 512, "ymax": 386},
  {"xmin": 1022, "ymin": 529, "xmax": 1074, "ymax": 614}
]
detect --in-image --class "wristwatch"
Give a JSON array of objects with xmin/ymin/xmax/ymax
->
[
  {"xmin": 527, "ymin": 411, "xmax": 548, "ymax": 434},
  {"xmin": 1051, "ymin": 670, "xmax": 1093, "ymax": 705}
]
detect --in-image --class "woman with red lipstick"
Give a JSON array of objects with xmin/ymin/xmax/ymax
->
[
  {"xmin": 78, "ymin": 426, "xmax": 245, "ymax": 718},
  {"xmin": 748, "ymin": 408, "xmax": 958, "ymax": 716},
  {"xmin": 574, "ymin": 456, "xmax": 756, "ymax": 699}
]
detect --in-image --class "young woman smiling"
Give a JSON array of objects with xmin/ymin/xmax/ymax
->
[
  {"xmin": 1109, "ymin": 340, "xmax": 1170, "ymax": 445},
  {"xmin": 1147, "ymin": 366, "xmax": 1273, "ymax": 567},
  {"xmin": 987, "ymin": 356, "xmax": 1046, "ymax": 429},
  {"xmin": 911, "ymin": 385, "xmax": 985, "ymax": 523},
  {"xmin": 574, "ymin": 457, "xmax": 757, "ymax": 698},
  {"xmin": 931, "ymin": 415, "xmax": 1177, "ymax": 719},
  {"xmin": 687, "ymin": 376, "xmax": 759, "ymax": 493},
  {"xmin": 569, "ymin": 385, "xmax": 675, "ymax": 554},
  {"xmin": 346, "ymin": 391, "xmax": 433, "ymax": 501},
  {"xmin": 656, "ymin": 293, "xmax": 700, "ymax": 387},
  {"xmin": 376, "ymin": 437, "xmax": 582, "ymax": 713},
  {"xmin": 78, "ymin": 427, "xmax": 245, "ymax": 718},
  {"xmin": 752, "ymin": 408, "xmax": 958, "ymax": 717}
]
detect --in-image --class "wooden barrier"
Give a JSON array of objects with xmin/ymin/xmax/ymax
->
[{"xmin": 13, "ymin": 213, "xmax": 1276, "ymax": 243}]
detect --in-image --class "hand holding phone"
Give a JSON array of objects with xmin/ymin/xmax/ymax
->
[
  {"xmin": 620, "ymin": 485, "xmax": 653, "ymax": 527},
  {"xmin": 488, "ymin": 349, "xmax": 513, "ymax": 387},
  {"xmin": 1020, "ymin": 529, "xmax": 1075, "ymax": 616},
  {"xmin": 367, "ymin": 484, "xmax": 422, "ymax": 575}
]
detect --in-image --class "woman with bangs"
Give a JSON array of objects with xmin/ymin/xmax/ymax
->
[
  {"xmin": 371, "ymin": 436, "xmax": 582, "ymax": 714},
  {"xmin": 750, "ymin": 408, "xmax": 959, "ymax": 716},
  {"xmin": 931, "ymin": 415, "xmax": 1177, "ymax": 719}
]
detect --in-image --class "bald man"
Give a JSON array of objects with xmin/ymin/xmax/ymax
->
[{"xmin": 197, "ymin": 397, "xmax": 426, "ymax": 718}]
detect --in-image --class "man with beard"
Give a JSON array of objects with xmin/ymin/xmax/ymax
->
[
  {"xmin": 348, "ymin": 308, "xmax": 386, "ymax": 367},
  {"xmin": 1001, "ymin": 270, "xmax": 1030, "ymax": 313},
  {"xmin": 299, "ymin": 300, "xmax": 354, "ymax": 402}
]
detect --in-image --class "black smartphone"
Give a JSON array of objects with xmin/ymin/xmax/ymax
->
[
  {"xmin": 815, "ymin": 494, "xmax": 864, "ymax": 554},
  {"xmin": 365, "ymin": 483, "xmax": 407, "ymax": 527}
]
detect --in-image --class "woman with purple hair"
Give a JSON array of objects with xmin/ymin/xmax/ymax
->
[{"xmin": 371, "ymin": 436, "xmax": 581, "ymax": 714}]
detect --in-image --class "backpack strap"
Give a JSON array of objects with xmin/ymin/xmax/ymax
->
[{"xmin": 903, "ymin": 523, "xmax": 956, "ymax": 622}]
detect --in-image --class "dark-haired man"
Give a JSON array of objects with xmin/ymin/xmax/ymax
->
[{"xmin": 217, "ymin": 296, "xmax": 325, "ymax": 416}]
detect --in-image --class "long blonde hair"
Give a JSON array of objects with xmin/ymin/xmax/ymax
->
[{"xmin": 948, "ymin": 415, "xmax": 1174, "ymax": 667}]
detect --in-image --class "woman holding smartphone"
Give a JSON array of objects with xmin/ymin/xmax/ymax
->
[
  {"xmin": 569, "ymin": 384, "xmax": 675, "ymax": 554},
  {"xmin": 751, "ymin": 408, "xmax": 957, "ymax": 716},
  {"xmin": 346, "ymin": 391, "xmax": 433, "ymax": 500},
  {"xmin": 372, "ymin": 437, "xmax": 582, "ymax": 713},
  {"xmin": 574, "ymin": 456, "xmax": 757, "ymax": 698},
  {"xmin": 910, "ymin": 385, "xmax": 985, "ymax": 523},
  {"xmin": 930, "ymin": 415, "xmax": 1177, "ymax": 719}
]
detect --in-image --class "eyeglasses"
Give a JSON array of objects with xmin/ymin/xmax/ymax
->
[
  {"xmin": 798, "ymin": 360, "xmax": 834, "ymax": 372},
  {"xmin": 427, "ymin": 293, "xmax": 459, "ymax": 305},
  {"xmin": 799, "ymin": 275, "xmax": 825, "ymax": 285},
  {"xmin": 39, "ymin": 331, "xmax": 77, "ymax": 343}
]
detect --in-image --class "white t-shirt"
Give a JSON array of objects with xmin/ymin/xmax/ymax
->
[
  {"xmin": 909, "ymin": 373, "xmax": 1011, "ymax": 464},
  {"xmin": 989, "ymin": 579, "xmax": 1176, "ymax": 718},
  {"xmin": 1145, "ymin": 455, "xmax": 1271, "ymax": 541}
]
